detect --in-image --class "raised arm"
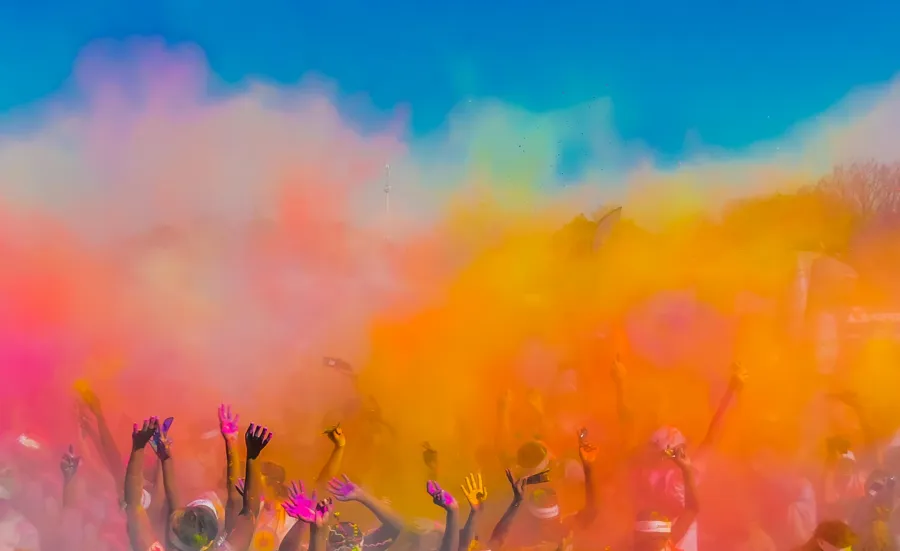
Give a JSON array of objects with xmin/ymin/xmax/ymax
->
[
  {"xmin": 668, "ymin": 447, "xmax": 699, "ymax": 544},
  {"xmin": 487, "ymin": 470, "xmax": 526, "ymax": 549},
  {"xmin": 314, "ymin": 424, "xmax": 346, "ymax": 488},
  {"xmin": 571, "ymin": 431, "xmax": 599, "ymax": 529},
  {"xmin": 36, "ymin": 445, "xmax": 82, "ymax": 551},
  {"xmin": 145, "ymin": 457, "xmax": 165, "ymax": 528},
  {"xmin": 225, "ymin": 423, "xmax": 274, "ymax": 551},
  {"xmin": 423, "ymin": 442, "xmax": 439, "ymax": 481},
  {"xmin": 328, "ymin": 474, "xmax": 405, "ymax": 543},
  {"xmin": 78, "ymin": 388, "xmax": 126, "ymax": 496},
  {"xmin": 151, "ymin": 417, "xmax": 181, "ymax": 514},
  {"xmin": 611, "ymin": 355, "xmax": 636, "ymax": 448},
  {"xmin": 426, "ymin": 481, "xmax": 460, "ymax": 551},
  {"xmin": 830, "ymin": 391, "xmax": 882, "ymax": 467},
  {"xmin": 696, "ymin": 362, "xmax": 746, "ymax": 456},
  {"xmin": 125, "ymin": 418, "xmax": 163, "ymax": 551},
  {"xmin": 279, "ymin": 481, "xmax": 317, "ymax": 551},
  {"xmin": 60, "ymin": 445, "xmax": 80, "ymax": 510},
  {"xmin": 496, "ymin": 390, "xmax": 515, "ymax": 467},
  {"xmin": 218, "ymin": 404, "xmax": 243, "ymax": 532},
  {"xmin": 458, "ymin": 473, "xmax": 487, "ymax": 551}
]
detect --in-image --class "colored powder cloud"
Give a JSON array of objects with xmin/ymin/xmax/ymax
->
[{"xmin": 1, "ymin": 38, "xmax": 899, "ymax": 518}]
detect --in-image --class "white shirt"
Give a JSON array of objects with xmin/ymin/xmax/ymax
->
[
  {"xmin": 0, "ymin": 509, "xmax": 39, "ymax": 551},
  {"xmin": 634, "ymin": 464, "xmax": 701, "ymax": 551}
]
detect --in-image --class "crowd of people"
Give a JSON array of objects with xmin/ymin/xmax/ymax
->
[{"xmin": 0, "ymin": 355, "xmax": 894, "ymax": 551}]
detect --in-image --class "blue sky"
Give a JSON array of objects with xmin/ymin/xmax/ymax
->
[{"xmin": 0, "ymin": 0, "xmax": 898, "ymax": 157}]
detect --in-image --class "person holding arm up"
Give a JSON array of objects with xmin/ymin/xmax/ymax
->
[{"xmin": 633, "ymin": 446, "xmax": 698, "ymax": 551}]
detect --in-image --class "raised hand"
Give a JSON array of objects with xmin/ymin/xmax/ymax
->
[
  {"xmin": 423, "ymin": 442, "xmax": 438, "ymax": 470},
  {"xmin": 323, "ymin": 423, "xmax": 346, "ymax": 449},
  {"xmin": 235, "ymin": 478, "xmax": 245, "ymax": 496},
  {"xmin": 282, "ymin": 481, "xmax": 319, "ymax": 523},
  {"xmin": 150, "ymin": 417, "xmax": 174, "ymax": 460},
  {"xmin": 460, "ymin": 473, "xmax": 487, "ymax": 511},
  {"xmin": 283, "ymin": 481, "xmax": 335, "ymax": 528},
  {"xmin": 132, "ymin": 418, "xmax": 159, "ymax": 450},
  {"xmin": 245, "ymin": 423, "xmax": 273, "ymax": 460},
  {"xmin": 577, "ymin": 430, "xmax": 598, "ymax": 465},
  {"xmin": 313, "ymin": 498, "xmax": 334, "ymax": 527},
  {"xmin": 664, "ymin": 445, "xmax": 692, "ymax": 470},
  {"xmin": 505, "ymin": 469, "xmax": 526, "ymax": 503},
  {"xmin": 218, "ymin": 404, "xmax": 240, "ymax": 441},
  {"xmin": 60, "ymin": 445, "xmax": 81, "ymax": 481},
  {"xmin": 327, "ymin": 474, "xmax": 362, "ymax": 502},
  {"xmin": 74, "ymin": 380, "xmax": 102, "ymax": 416},
  {"xmin": 76, "ymin": 405, "xmax": 99, "ymax": 443},
  {"xmin": 611, "ymin": 354, "xmax": 626, "ymax": 385},
  {"xmin": 729, "ymin": 361, "xmax": 749, "ymax": 390},
  {"xmin": 426, "ymin": 480, "xmax": 458, "ymax": 510},
  {"xmin": 498, "ymin": 389, "xmax": 513, "ymax": 415}
]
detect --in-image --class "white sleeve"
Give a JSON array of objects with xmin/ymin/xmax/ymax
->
[
  {"xmin": 16, "ymin": 520, "xmax": 40, "ymax": 551},
  {"xmin": 786, "ymin": 479, "xmax": 817, "ymax": 546}
]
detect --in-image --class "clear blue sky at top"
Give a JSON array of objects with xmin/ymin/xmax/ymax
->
[{"xmin": 0, "ymin": 0, "xmax": 898, "ymax": 157}]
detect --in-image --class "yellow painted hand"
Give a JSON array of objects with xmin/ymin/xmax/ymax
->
[{"xmin": 460, "ymin": 472, "xmax": 487, "ymax": 511}]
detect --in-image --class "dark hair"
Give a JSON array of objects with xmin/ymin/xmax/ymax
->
[
  {"xmin": 170, "ymin": 506, "xmax": 219, "ymax": 550},
  {"xmin": 516, "ymin": 441, "xmax": 548, "ymax": 470},
  {"xmin": 814, "ymin": 520, "xmax": 857, "ymax": 547}
]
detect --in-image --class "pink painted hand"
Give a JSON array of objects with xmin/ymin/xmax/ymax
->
[
  {"xmin": 328, "ymin": 474, "xmax": 362, "ymax": 502},
  {"xmin": 151, "ymin": 417, "xmax": 174, "ymax": 460},
  {"xmin": 235, "ymin": 478, "xmax": 245, "ymax": 497},
  {"xmin": 426, "ymin": 480, "xmax": 458, "ymax": 511},
  {"xmin": 218, "ymin": 404, "xmax": 240, "ymax": 441},
  {"xmin": 314, "ymin": 498, "xmax": 334, "ymax": 527},
  {"xmin": 283, "ymin": 481, "xmax": 333, "ymax": 526},
  {"xmin": 282, "ymin": 481, "xmax": 317, "ymax": 522}
]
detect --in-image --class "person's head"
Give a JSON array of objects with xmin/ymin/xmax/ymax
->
[
  {"xmin": 811, "ymin": 520, "xmax": 856, "ymax": 551},
  {"xmin": 633, "ymin": 511, "xmax": 675, "ymax": 551},
  {"xmin": 515, "ymin": 440, "xmax": 551, "ymax": 479},
  {"xmin": 168, "ymin": 504, "xmax": 220, "ymax": 551},
  {"xmin": 647, "ymin": 426, "xmax": 686, "ymax": 465},
  {"xmin": 326, "ymin": 521, "xmax": 364, "ymax": 551}
]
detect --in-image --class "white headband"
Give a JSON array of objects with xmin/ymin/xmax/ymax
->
[
  {"xmin": 167, "ymin": 527, "xmax": 216, "ymax": 551},
  {"xmin": 635, "ymin": 520, "xmax": 672, "ymax": 533},
  {"xmin": 528, "ymin": 505, "xmax": 560, "ymax": 519},
  {"xmin": 187, "ymin": 499, "xmax": 219, "ymax": 520},
  {"xmin": 166, "ymin": 533, "xmax": 196, "ymax": 551},
  {"xmin": 840, "ymin": 450, "xmax": 856, "ymax": 462}
]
